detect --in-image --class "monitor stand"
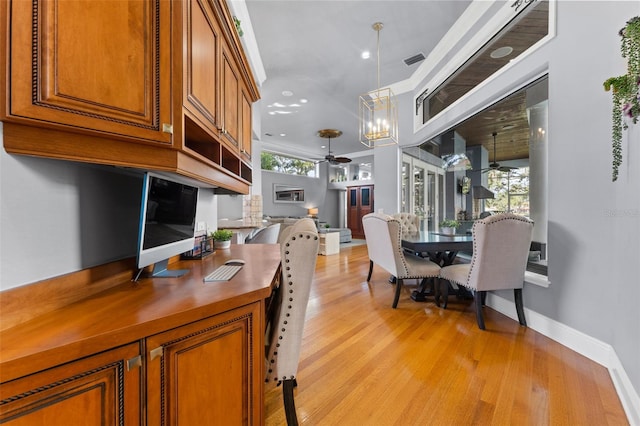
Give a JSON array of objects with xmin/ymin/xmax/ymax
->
[{"xmin": 149, "ymin": 258, "xmax": 189, "ymax": 278}]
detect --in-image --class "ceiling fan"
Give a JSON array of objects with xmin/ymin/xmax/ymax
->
[
  {"xmin": 480, "ymin": 132, "xmax": 518, "ymax": 173},
  {"xmin": 317, "ymin": 129, "xmax": 352, "ymax": 165}
]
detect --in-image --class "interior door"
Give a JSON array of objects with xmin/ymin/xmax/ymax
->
[{"xmin": 347, "ymin": 185, "xmax": 374, "ymax": 239}]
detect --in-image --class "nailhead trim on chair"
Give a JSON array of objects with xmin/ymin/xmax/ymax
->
[
  {"xmin": 464, "ymin": 213, "xmax": 533, "ymax": 288},
  {"xmin": 266, "ymin": 232, "xmax": 319, "ymax": 384}
]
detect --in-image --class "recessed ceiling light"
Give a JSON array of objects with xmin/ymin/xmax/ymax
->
[
  {"xmin": 288, "ymin": 103, "xmax": 301, "ymax": 107},
  {"xmin": 270, "ymin": 102, "xmax": 285, "ymax": 108},
  {"xmin": 268, "ymin": 111, "xmax": 276, "ymax": 115},
  {"xmin": 280, "ymin": 133, "xmax": 286, "ymax": 137},
  {"xmin": 361, "ymin": 51, "xmax": 370, "ymax": 59},
  {"xmin": 300, "ymin": 99, "xmax": 308, "ymax": 103},
  {"xmin": 282, "ymin": 90, "xmax": 293, "ymax": 97},
  {"xmin": 321, "ymin": 145, "xmax": 326, "ymax": 149},
  {"xmin": 490, "ymin": 46, "xmax": 513, "ymax": 59}
]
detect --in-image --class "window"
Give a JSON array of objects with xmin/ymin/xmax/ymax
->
[
  {"xmin": 485, "ymin": 168, "xmax": 530, "ymax": 217},
  {"xmin": 261, "ymin": 151, "xmax": 317, "ymax": 177}
]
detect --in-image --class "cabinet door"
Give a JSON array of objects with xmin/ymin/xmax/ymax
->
[
  {"xmin": 220, "ymin": 43, "xmax": 240, "ymax": 149},
  {"xmin": 240, "ymin": 87, "xmax": 253, "ymax": 160},
  {"xmin": 6, "ymin": 0, "xmax": 172, "ymax": 144},
  {"xmin": 146, "ymin": 302, "xmax": 263, "ymax": 425},
  {"xmin": 0, "ymin": 343, "xmax": 142, "ymax": 425},
  {"xmin": 183, "ymin": 0, "xmax": 221, "ymax": 135}
]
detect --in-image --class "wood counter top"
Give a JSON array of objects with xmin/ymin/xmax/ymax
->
[{"xmin": 0, "ymin": 244, "xmax": 281, "ymax": 383}]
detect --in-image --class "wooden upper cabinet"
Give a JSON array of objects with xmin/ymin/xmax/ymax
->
[
  {"xmin": 183, "ymin": 0, "xmax": 221, "ymax": 136},
  {"xmin": 240, "ymin": 86, "xmax": 253, "ymax": 160},
  {"xmin": 5, "ymin": 0, "xmax": 172, "ymax": 144},
  {"xmin": 220, "ymin": 42, "xmax": 240, "ymax": 149}
]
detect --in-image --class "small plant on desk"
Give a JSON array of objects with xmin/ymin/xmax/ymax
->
[{"xmin": 210, "ymin": 229, "xmax": 233, "ymax": 249}]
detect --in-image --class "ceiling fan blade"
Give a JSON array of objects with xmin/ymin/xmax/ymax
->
[{"xmin": 333, "ymin": 157, "xmax": 352, "ymax": 163}]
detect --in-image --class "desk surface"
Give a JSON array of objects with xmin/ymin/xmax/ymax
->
[{"xmin": 0, "ymin": 244, "xmax": 281, "ymax": 383}]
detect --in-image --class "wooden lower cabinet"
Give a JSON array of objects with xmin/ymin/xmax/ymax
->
[
  {"xmin": 146, "ymin": 302, "xmax": 263, "ymax": 425},
  {"xmin": 0, "ymin": 342, "xmax": 142, "ymax": 425},
  {"xmin": 0, "ymin": 303, "xmax": 263, "ymax": 426}
]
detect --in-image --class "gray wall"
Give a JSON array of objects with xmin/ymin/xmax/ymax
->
[
  {"xmin": 261, "ymin": 167, "xmax": 339, "ymax": 226},
  {"xmin": 407, "ymin": 0, "xmax": 640, "ymax": 403},
  {"xmin": 0, "ymin": 127, "xmax": 217, "ymax": 290}
]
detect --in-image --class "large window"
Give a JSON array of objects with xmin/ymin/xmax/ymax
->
[
  {"xmin": 261, "ymin": 151, "xmax": 317, "ymax": 177},
  {"xmin": 485, "ymin": 168, "xmax": 530, "ymax": 217}
]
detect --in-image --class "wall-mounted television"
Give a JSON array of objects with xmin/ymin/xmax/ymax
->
[{"xmin": 135, "ymin": 172, "xmax": 199, "ymax": 279}]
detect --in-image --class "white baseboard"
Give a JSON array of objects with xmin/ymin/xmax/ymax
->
[{"xmin": 486, "ymin": 293, "xmax": 640, "ymax": 426}]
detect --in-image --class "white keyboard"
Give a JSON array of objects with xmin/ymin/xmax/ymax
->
[{"xmin": 203, "ymin": 265, "xmax": 243, "ymax": 282}]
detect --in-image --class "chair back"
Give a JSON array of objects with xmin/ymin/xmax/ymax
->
[
  {"xmin": 362, "ymin": 213, "xmax": 408, "ymax": 278},
  {"xmin": 246, "ymin": 223, "xmax": 280, "ymax": 244},
  {"xmin": 265, "ymin": 218, "xmax": 319, "ymax": 383},
  {"xmin": 391, "ymin": 213, "xmax": 420, "ymax": 238},
  {"xmin": 467, "ymin": 213, "xmax": 533, "ymax": 291}
]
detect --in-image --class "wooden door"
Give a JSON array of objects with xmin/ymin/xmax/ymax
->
[
  {"xmin": 347, "ymin": 185, "xmax": 374, "ymax": 239},
  {"xmin": 146, "ymin": 302, "xmax": 262, "ymax": 425},
  {"xmin": 6, "ymin": 0, "xmax": 172, "ymax": 144},
  {"xmin": 0, "ymin": 343, "xmax": 142, "ymax": 425}
]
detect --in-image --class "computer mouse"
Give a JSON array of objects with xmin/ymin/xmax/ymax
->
[{"xmin": 225, "ymin": 259, "xmax": 245, "ymax": 266}]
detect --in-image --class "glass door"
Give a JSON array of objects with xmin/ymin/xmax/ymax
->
[{"xmin": 401, "ymin": 154, "xmax": 444, "ymax": 232}]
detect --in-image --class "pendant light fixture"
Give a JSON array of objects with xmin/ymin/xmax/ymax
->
[{"xmin": 359, "ymin": 22, "xmax": 398, "ymax": 148}]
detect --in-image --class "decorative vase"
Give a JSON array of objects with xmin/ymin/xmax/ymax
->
[
  {"xmin": 441, "ymin": 227, "xmax": 456, "ymax": 236},
  {"xmin": 214, "ymin": 240, "xmax": 231, "ymax": 249}
]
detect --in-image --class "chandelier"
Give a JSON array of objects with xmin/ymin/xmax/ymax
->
[{"xmin": 359, "ymin": 22, "xmax": 398, "ymax": 148}]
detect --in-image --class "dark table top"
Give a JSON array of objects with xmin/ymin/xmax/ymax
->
[{"xmin": 402, "ymin": 231, "xmax": 474, "ymax": 253}]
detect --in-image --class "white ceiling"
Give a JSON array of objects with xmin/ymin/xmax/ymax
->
[{"xmin": 233, "ymin": 0, "xmax": 475, "ymax": 161}]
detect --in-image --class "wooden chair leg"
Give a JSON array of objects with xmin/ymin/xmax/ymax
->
[
  {"xmin": 282, "ymin": 379, "xmax": 299, "ymax": 426},
  {"xmin": 366, "ymin": 260, "xmax": 374, "ymax": 281},
  {"xmin": 475, "ymin": 291, "xmax": 486, "ymax": 330},
  {"xmin": 392, "ymin": 278, "xmax": 403, "ymax": 308},
  {"xmin": 514, "ymin": 288, "xmax": 527, "ymax": 327}
]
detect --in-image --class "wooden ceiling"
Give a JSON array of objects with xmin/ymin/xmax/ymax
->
[{"xmin": 427, "ymin": 0, "xmax": 549, "ymax": 163}]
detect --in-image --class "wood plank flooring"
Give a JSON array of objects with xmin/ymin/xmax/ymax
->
[{"xmin": 264, "ymin": 244, "xmax": 628, "ymax": 425}]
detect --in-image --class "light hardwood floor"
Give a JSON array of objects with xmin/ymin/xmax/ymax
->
[{"xmin": 265, "ymin": 244, "xmax": 628, "ymax": 425}]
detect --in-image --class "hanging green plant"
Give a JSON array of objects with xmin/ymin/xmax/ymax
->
[
  {"xmin": 233, "ymin": 16, "xmax": 244, "ymax": 37},
  {"xmin": 603, "ymin": 16, "xmax": 640, "ymax": 182}
]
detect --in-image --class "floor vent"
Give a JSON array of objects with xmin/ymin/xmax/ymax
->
[{"xmin": 404, "ymin": 53, "xmax": 425, "ymax": 66}]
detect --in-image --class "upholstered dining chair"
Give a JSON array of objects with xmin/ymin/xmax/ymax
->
[
  {"xmin": 438, "ymin": 213, "xmax": 534, "ymax": 330},
  {"xmin": 245, "ymin": 223, "xmax": 280, "ymax": 244},
  {"xmin": 362, "ymin": 213, "xmax": 441, "ymax": 308},
  {"xmin": 265, "ymin": 218, "xmax": 318, "ymax": 426},
  {"xmin": 391, "ymin": 212, "xmax": 420, "ymax": 238}
]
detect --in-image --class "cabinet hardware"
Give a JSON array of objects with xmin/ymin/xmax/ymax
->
[
  {"xmin": 150, "ymin": 346, "xmax": 164, "ymax": 361},
  {"xmin": 126, "ymin": 355, "xmax": 143, "ymax": 371},
  {"xmin": 162, "ymin": 123, "xmax": 173, "ymax": 134}
]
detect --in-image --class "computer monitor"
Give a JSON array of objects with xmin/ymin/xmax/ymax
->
[{"xmin": 135, "ymin": 172, "xmax": 199, "ymax": 279}]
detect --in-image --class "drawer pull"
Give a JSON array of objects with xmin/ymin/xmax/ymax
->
[
  {"xmin": 162, "ymin": 123, "xmax": 173, "ymax": 134},
  {"xmin": 150, "ymin": 346, "xmax": 164, "ymax": 361},
  {"xmin": 126, "ymin": 355, "xmax": 142, "ymax": 371}
]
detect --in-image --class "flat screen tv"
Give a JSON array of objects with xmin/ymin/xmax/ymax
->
[{"xmin": 135, "ymin": 172, "xmax": 199, "ymax": 279}]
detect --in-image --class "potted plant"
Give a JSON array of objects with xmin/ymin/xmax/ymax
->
[
  {"xmin": 603, "ymin": 16, "xmax": 639, "ymax": 181},
  {"xmin": 210, "ymin": 229, "xmax": 233, "ymax": 249},
  {"xmin": 439, "ymin": 219, "xmax": 459, "ymax": 235}
]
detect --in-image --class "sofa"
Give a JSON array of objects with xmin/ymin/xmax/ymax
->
[{"xmin": 318, "ymin": 227, "xmax": 352, "ymax": 243}]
